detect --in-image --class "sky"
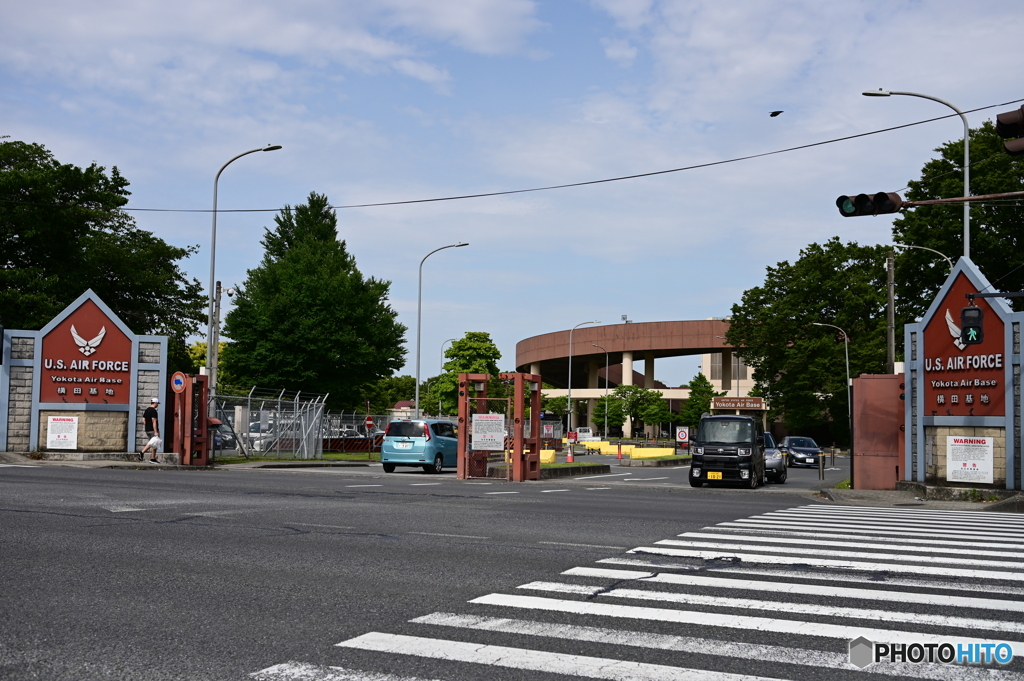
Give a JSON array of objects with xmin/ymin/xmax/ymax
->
[{"xmin": 3, "ymin": 0, "xmax": 1021, "ymax": 389}]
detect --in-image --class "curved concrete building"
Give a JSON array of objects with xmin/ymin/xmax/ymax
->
[{"xmin": 515, "ymin": 320, "xmax": 750, "ymax": 436}]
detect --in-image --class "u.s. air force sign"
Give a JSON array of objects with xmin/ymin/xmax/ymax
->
[
  {"xmin": 39, "ymin": 299, "xmax": 132, "ymax": 405},
  {"xmin": 920, "ymin": 272, "xmax": 1005, "ymax": 418}
]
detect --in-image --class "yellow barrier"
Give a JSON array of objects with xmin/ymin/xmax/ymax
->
[
  {"xmin": 540, "ymin": 449, "xmax": 556, "ymax": 463},
  {"xmin": 599, "ymin": 444, "xmax": 634, "ymax": 456},
  {"xmin": 583, "ymin": 441, "xmax": 608, "ymax": 452},
  {"xmin": 630, "ymin": 447, "xmax": 677, "ymax": 459}
]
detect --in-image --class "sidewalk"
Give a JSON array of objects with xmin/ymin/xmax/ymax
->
[{"xmin": 822, "ymin": 487, "xmax": 1024, "ymax": 512}]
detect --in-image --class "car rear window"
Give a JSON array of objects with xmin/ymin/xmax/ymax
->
[
  {"xmin": 790, "ymin": 438, "xmax": 818, "ymax": 448},
  {"xmin": 386, "ymin": 422, "xmax": 427, "ymax": 437}
]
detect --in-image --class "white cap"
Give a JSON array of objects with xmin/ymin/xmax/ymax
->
[{"xmin": 151, "ymin": 397, "xmax": 160, "ymax": 403}]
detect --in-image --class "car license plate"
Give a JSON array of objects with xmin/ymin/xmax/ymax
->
[
  {"xmin": 708, "ymin": 471, "xmax": 722, "ymax": 480},
  {"xmin": 395, "ymin": 442, "xmax": 412, "ymax": 449},
  {"xmin": 806, "ymin": 457, "xmax": 815, "ymax": 463}
]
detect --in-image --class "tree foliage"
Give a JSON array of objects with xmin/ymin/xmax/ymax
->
[
  {"xmin": 0, "ymin": 139, "xmax": 205, "ymax": 371},
  {"xmin": 365, "ymin": 375, "xmax": 417, "ymax": 414},
  {"xmin": 222, "ymin": 192, "xmax": 406, "ymax": 408},
  {"xmin": 726, "ymin": 238, "xmax": 891, "ymax": 443},
  {"xmin": 678, "ymin": 373, "xmax": 722, "ymax": 428},
  {"xmin": 590, "ymin": 394, "xmax": 625, "ymax": 431},
  {"xmin": 423, "ymin": 332, "xmax": 504, "ymax": 415},
  {"xmin": 612, "ymin": 384, "xmax": 665, "ymax": 430},
  {"xmin": 893, "ymin": 121, "xmax": 1024, "ymax": 316}
]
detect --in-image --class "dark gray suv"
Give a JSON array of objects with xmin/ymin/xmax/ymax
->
[{"xmin": 689, "ymin": 415, "xmax": 767, "ymax": 488}]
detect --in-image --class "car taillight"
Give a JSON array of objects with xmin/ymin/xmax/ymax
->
[
  {"xmin": 385, "ymin": 423, "xmax": 394, "ymax": 436},
  {"xmin": 422, "ymin": 424, "xmax": 431, "ymax": 440}
]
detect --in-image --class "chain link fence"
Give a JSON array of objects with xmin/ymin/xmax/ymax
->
[{"xmin": 212, "ymin": 388, "xmax": 327, "ymax": 460}]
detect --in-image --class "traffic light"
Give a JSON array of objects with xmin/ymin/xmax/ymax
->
[
  {"xmin": 960, "ymin": 305, "xmax": 984, "ymax": 345},
  {"xmin": 996, "ymin": 105, "xmax": 1024, "ymax": 155},
  {"xmin": 836, "ymin": 192, "xmax": 904, "ymax": 217}
]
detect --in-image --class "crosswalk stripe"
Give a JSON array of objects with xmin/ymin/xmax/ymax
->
[
  {"xmin": 655, "ymin": 538, "xmax": 1022, "ymax": 568},
  {"xmin": 707, "ymin": 526, "xmax": 1024, "ymax": 551},
  {"xmin": 409, "ymin": 612, "xmax": 1024, "ymax": 681},
  {"xmin": 516, "ymin": 581, "xmax": 1024, "ymax": 634},
  {"xmin": 630, "ymin": 545, "xmax": 1024, "ymax": 581},
  {"xmin": 563, "ymin": 567, "xmax": 1024, "ymax": 612},
  {"xmin": 336, "ymin": 631, "xmax": 788, "ymax": 681},
  {"xmin": 597, "ymin": 557, "xmax": 1024, "ymax": 597},
  {"xmin": 678, "ymin": 531, "xmax": 1024, "ymax": 558},
  {"xmin": 468, "ymin": 593, "xmax": 1021, "ymax": 650},
  {"xmin": 757, "ymin": 510, "xmax": 1024, "ymax": 533},
  {"xmin": 723, "ymin": 518, "xmax": 1024, "ymax": 541},
  {"xmin": 786, "ymin": 504, "xmax": 1024, "ymax": 522}
]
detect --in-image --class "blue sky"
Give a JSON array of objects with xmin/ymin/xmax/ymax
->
[{"xmin": 3, "ymin": 0, "xmax": 1021, "ymax": 388}]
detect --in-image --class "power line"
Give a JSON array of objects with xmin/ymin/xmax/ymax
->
[{"xmin": 4, "ymin": 98, "xmax": 1023, "ymax": 215}]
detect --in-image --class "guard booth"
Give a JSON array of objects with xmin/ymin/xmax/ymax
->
[
  {"xmin": 168, "ymin": 372, "xmax": 211, "ymax": 466},
  {"xmin": 456, "ymin": 372, "xmax": 543, "ymax": 482}
]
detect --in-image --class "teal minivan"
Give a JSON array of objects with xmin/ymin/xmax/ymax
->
[{"xmin": 381, "ymin": 419, "xmax": 458, "ymax": 474}]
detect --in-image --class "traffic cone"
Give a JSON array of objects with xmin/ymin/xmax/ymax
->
[
  {"xmin": 617, "ymin": 444, "xmax": 622, "ymax": 459},
  {"xmin": 566, "ymin": 447, "xmax": 574, "ymax": 463}
]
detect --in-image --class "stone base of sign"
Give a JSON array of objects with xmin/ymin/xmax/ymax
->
[
  {"xmin": 896, "ymin": 480, "xmax": 1018, "ymax": 501},
  {"xmin": 38, "ymin": 410, "xmax": 128, "ymax": 452},
  {"xmin": 923, "ymin": 425, "xmax": 1004, "ymax": 486}
]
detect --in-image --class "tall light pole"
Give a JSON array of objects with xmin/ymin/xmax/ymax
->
[
  {"xmin": 864, "ymin": 90, "xmax": 970, "ymax": 259},
  {"xmin": 592, "ymin": 344, "xmax": 609, "ymax": 438},
  {"xmin": 207, "ymin": 144, "xmax": 281, "ymax": 410},
  {"xmin": 813, "ymin": 322, "xmax": 853, "ymax": 485},
  {"xmin": 566, "ymin": 320, "xmax": 600, "ymax": 432},
  {"xmin": 415, "ymin": 243, "xmax": 468, "ymax": 418}
]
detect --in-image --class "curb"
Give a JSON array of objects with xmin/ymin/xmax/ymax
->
[
  {"xmin": 619, "ymin": 458, "xmax": 691, "ymax": 467},
  {"xmin": 486, "ymin": 465, "xmax": 611, "ymax": 479}
]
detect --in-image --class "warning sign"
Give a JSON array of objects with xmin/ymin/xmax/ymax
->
[
  {"xmin": 946, "ymin": 436, "xmax": 994, "ymax": 484},
  {"xmin": 472, "ymin": 414, "xmax": 506, "ymax": 451}
]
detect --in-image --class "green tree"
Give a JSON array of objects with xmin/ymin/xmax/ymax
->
[
  {"xmin": 612, "ymin": 384, "xmax": 664, "ymax": 432},
  {"xmin": 678, "ymin": 373, "xmax": 722, "ymax": 428},
  {"xmin": 590, "ymin": 394, "xmax": 625, "ymax": 433},
  {"xmin": 222, "ymin": 192, "xmax": 406, "ymax": 408},
  {"xmin": 426, "ymin": 332, "xmax": 504, "ymax": 415},
  {"xmin": 365, "ymin": 375, "xmax": 417, "ymax": 414},
  {"xmin": 726, "ymin": 238, "xmax": 891, "ymax": 443},
  {"xmin": 0, "ymin": 139, "xmax": 205, "ymax": 372},
  {"xmin": 893, "ymin": 121, "xmax": 1024, "ymax": 316}
]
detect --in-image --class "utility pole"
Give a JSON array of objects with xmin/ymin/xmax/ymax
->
[{"xmin": 886, "ymin": 251, "xmax": 895, "ymax": 374}]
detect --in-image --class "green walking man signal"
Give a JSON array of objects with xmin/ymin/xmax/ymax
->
[{"xmin": 960, "ymin": 305, "xmax": 984, "ymax": 346}]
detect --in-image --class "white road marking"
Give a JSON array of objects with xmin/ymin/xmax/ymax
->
[
  {"xmin": 598, "ymin": 556, "xmax": 1024, "ymax": 597},
  {"xmin": 675, "ymin": 531, "xmax": 1024, "ymax": 559},
  {"xmin": 484, "ymin": 491, "xmax": 518, "ymax": 495},
  {"xmin": 410, "ymin": 612, "xmax": 1024, "ymax": 681},
  {"xmin": 408, "ymin": 532, "xmax": 489, "ymax": 539},
  {"xmin": 763, "ymin": 508, "xmax": 1024, "ymax": 529},
  {"xmin": 287, "ymin": 523, "xmax": 356, "ymax": 530},
  {"xmin": 252, "ymin": 661, "xmax": 440, "ymax": 680},
  {"xmin": 540, "ymin": 489, "xmax": 570, "ymax": 493},
  {"xmin": 469, "ymin": 593, "xmax": 1022, "ymax": 650},
  {"xmin": 626, "ymin": 477, "xmax": 669, "ymax": 481},
  {"xmin": 654, "ymin": 538, "xmax": 1021, "ymax": 569},
  {"xmin": 336, "ymin": 631, "xmax": 785, "ymax": 681},
  {"xmin": 464, "ymin": 482, "xmax": 492, "ymax": 485},
  {"xmin": 721, "ymin": 518, "xmax": 1024, "ymax": 541},
  {"xmin": 582, "ymin": 473, "xmax": 633, "ymax": 479},
  {"xmin": 788, "ymin": 504, "xmax": 1024, "ymax": 522},
  {"xmin": 346, "ymin": 485, "xmax": 382, "ymax": 488},
  {"xmin": 0, "ymin": 464, "xmax": 36, "ymax": 467},
  {"xmin": 708, "ymin": 526, "xmax": 1024, "ymax": 551},
  {"xmin": 563, "ymin": 567, "xmax": 1024, "ymax": 613},
  {"xmin": 409, "ymin": 482, "xmax": 441, "ymax": 486},
  {"xmin": 518, "ymin": 581, "xmax": 1024, "ymax": 633},
  {"xmin": 629, "ymin": 545, "xmax": 1024, "ymax": 581},
  {"xmin": 585, "ymin": 487, "xmax": 611, "ymax": 490},
  {"xmin": 540, "ymin": 542, "xmax": 628, "ymax": 550}
]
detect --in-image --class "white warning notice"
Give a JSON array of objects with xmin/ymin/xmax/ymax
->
[
  {"xmin": 946, "ymin": 435, "xmax": 994, "ymax": 484},
  {"xmin": 47, "ymin": 416, "xmax": 79, "ymax": 450},
  {"xmin": 472, "ymin": 414, "xmax": 506, "ymax": 451}
]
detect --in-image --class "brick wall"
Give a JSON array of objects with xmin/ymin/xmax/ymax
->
[
  {"xmin": 39, "ymin": 410, "xmax": 128, "ymax": 452},
  {"xmin": 11, "ymin": 337, "xmax": 34, "ymax": 361},
  {"xmin": 7, "ymin": 366, "xmax": 34, "ymax": 451},
  {"xmin": 925, "ymin": 425, "xmax": 1005, "ymax": 485}
]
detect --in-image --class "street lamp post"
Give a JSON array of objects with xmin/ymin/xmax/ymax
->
[
  {"xmin": 813, "ymin": 322, "xmax": 853, "ymax": 487},
  {"xmin": 207, "ymin": 144, "xmax": 282, "ymax": 412},
  {"xmin": 415, "ymin": 243, "xmax": 468, "ymax": 418},
  {"xmin": 592, "ymin": 344, "xmax": 609, "ymax": 438},
  {"xmin": 864, "ymin": 90, "xmax": 970, "ymax": 259},
  {"xmin": 892, "ymin": 243, "xmax": 955, "ymax": 271},
  {"xmin": 566, "ymin": 320, "xmax": 600, "ymax": 433}
]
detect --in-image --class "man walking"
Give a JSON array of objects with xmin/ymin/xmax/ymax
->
[{"xmin": 140, "ymin": 398, "xmax": 161, "ymax": 463}]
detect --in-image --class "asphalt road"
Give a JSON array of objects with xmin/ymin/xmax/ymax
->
[{"xmin": 2, "ymin": 461, "xmax": 1021, "ymax": 681}]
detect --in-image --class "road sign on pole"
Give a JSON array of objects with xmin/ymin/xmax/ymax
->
[{"xmin": 364, "ymin": 416, "xmax": 375, "ymax": 430}]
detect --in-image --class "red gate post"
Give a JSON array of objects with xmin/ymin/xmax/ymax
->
[
  {"xmin": 501, "ymin": 372, "xmax": 542, "ymax": 482},
  {"xmin": 456, "ymin": 373, "xmax": 491, "ymax": 479}
]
